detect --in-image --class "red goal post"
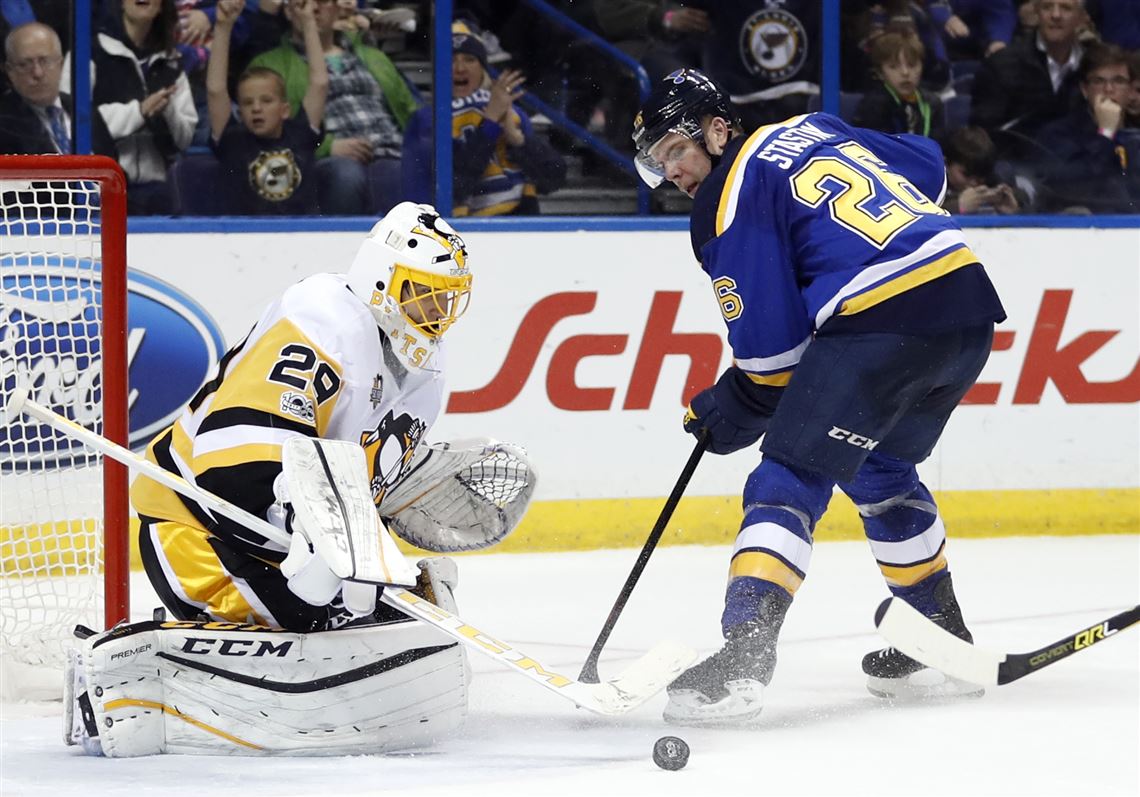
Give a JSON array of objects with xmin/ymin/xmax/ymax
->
[{"xmin": 1, "ymin": 155, "xmax": 130, "ymax": 680}]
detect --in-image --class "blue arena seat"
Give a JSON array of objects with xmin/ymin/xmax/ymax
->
[{"xmin": 169, "ymin": 150, "xmax": 233, "ymax": 216}]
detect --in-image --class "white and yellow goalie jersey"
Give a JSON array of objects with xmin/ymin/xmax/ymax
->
[{"xmin": 131, "ymin": 273, "xmax": 446, "ymax": 562}]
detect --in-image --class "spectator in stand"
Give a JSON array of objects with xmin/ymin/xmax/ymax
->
[
  {"xmin": 0, "ymin": 23, "xmax": 114, "ymax": 155},
  {"xmin": 580, "ymin": 1, "xmax": 710, "ymax": 147},
  {"xmin": 1124, "ymin": 50, "xmax": 1140, "ymax": 130},
  {"xmin": 854, "ymin": 31, "xmax": 946, "ymax": 140},
  {"xmin": 400, "ymin": 24, "xmax": 566, "ymax": 216},
  {"xmin": 690, "ymin": 0, "xmax": 820, "ymax": 130},
  {"xmin": 927, "ymin": 0, "xmax": 1017, "ymax": 58},
  {"xmin": 942, "ymin": 126, "xmax": 1027, "ymax": 213},
  {"xmin": 249, "ymin": 0, "xmax": 417, "ymax": 215},
  {"xmin": 175, "ymin": 0, "xmax": 256, "ymax": 147},
  {"xmin": 65, "ymin": 0, "xmax": 198, "ymax": 215},
  {"xmin": 864, "ymin": 1, "xmax": 952, "ymax": 90},
  {"xmin": 0, "ymin": 1, "xmax": 71, "ymax": 65},
  {"xmin": 1035, "ymin": 42, "xmax": 1139, "ymax": 212},
  {"xmin": 207, "ymin": 0, "xmax": 326, "ymax": 214},
  {"xmin": 1086, "ymin": 0, "xmax": 1140, "ymax": 50},
  {"xmin": 970, "ymin": 0, "xmax": 1087, "ymax": 159},
  {"xmin": 590, "ymin": 2, "xmax": 710, "ymax": 82}
]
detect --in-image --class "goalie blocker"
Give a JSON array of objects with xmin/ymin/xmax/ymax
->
[{"xmin": 66, "ymin": 559, "xmax": 470, "ymax": 757}]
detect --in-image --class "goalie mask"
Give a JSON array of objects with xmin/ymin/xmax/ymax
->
[
  {"xmin": 346, "ymin": 202, "xmax": 472, "ymax": 369},
  {"xmin": 632, "ymin": 68, "xmax": 737, "ymax": 188}
]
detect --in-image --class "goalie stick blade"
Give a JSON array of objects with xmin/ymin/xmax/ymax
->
[
  {"xmin": 572, "ymin": 641, "xmax": 698, "ymax": 716},
  {"xmin": 874, "ymin": 598, "xmax": 1002, "ymax": 687},
  {"xmin": 380, "ymin": 588, "xmax": 695, "ymax": 716}
]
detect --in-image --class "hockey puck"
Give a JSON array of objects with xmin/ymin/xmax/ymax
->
[{"xmin": 652, "ymin": 735, "xmax": 690, "ymax": 770}]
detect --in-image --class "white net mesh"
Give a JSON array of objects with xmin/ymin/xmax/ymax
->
[{"xmin": 1, "ymin": 177, "xmax": 109, "ymax": 683}]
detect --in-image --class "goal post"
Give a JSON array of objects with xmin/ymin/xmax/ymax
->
[{"xmin": 1, "ymin": 155, "xmax": 130, "ymax": 688}]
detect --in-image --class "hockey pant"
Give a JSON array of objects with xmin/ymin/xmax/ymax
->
[
  {"xmin": 139, "ymin": 515, "xmax": 355, "ymax": 632},
  {"xmin": 721, "ymin": 452, "xmax": 952, "ymax": 633}
]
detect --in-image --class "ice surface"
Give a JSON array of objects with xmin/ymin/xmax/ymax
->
[{"xmin": 2, "ymin": 536, "xmax": 1137, "ymax": 797}]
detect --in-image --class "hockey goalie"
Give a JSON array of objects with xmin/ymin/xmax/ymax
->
[{"xmin": 67, "ymin": 203, "xmax": 536, "ymax": 757}]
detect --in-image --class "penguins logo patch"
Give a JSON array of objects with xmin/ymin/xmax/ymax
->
[
  {"xmin": 248, "ymin": 149, "xmax": 302, "ymax": 202},
  {"xmin": 739, "ymin": 7, "xmax": 808, "ymax": 82}
]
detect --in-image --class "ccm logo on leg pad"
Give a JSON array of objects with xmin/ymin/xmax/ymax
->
[{"xmin": 827, "ymin": 426, "xmax": 880, "ymax": 450}]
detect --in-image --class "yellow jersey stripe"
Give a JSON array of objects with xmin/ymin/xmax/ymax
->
[
  {"xmin": 745, "ymin": 370, "xmax": 793, "ymax": 387},
  {"xmin": 838, "ymin": 246, "xmax": 978, "ymax": 317},
  {"xmin": 715, "ymin": 114, "xmax": 809, "ymax": 236}
]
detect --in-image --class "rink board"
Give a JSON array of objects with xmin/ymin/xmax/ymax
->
[{"xmin": 111, "ymin": 224, "xmax": 1140, "ymax": 559}]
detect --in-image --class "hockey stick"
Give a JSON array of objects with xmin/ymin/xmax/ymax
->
[
  {"xmin": 5, "ymin": 388, "xmax": 695, "ymax": 716},
  {"xmin": 874, "ymin": 597, "xmax": 1140, "ymax": 686},
  {"xmin": 578, "ymin": 433, "xmax": 707, "ymax": 684}
]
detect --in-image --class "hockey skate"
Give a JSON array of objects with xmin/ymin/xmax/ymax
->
[
  {"xmin": 864, "ymin": 575, "xmax": 985, "ymax": 700},
  {"xmin": 664, "ymin": 592, "xmax": 790, "ymax": 727}
]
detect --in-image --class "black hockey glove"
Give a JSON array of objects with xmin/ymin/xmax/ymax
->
[{"xmin": 683, "ymin": 366, "xmax": 782, "ymax": 455}]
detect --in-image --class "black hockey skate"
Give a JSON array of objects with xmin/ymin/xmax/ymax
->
[
  {"xmin": 664, "ymin": 591, "xmax": 791, "ymax": 727},
  {"xmin": 863, "ymin": 575, "xmax": 985, "ymax": 699}
]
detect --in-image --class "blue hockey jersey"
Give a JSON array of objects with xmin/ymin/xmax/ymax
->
[{"xmin": 691, "ymin": 112, "xmax": 1004, "ymax": 387}]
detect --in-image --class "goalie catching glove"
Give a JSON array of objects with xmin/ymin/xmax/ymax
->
[
  {"xmin": 378, "ymin": 438, "xmax": 536, "ymax": 552},
  {"xmin": 683, "ymin": 366, "xmax": 783, "ymax": 455}
]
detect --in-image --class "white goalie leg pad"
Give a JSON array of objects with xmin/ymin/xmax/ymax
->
[
  {"xmin": 67, "ymin": 616, "xmax": 468, "ymax": 757},
  {"xmin": 378, "ymin": 438, "xmax": 537, "ymax": 552}
]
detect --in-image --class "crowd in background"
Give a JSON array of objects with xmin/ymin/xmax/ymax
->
[{"xmin": 1, "ymin": 0, "xmax": 1138, "ymax": 216}]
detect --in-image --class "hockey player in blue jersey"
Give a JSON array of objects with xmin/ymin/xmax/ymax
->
[{"xmin": 633, "ymin": 69, "xmax": 1007, "ymax": 726}]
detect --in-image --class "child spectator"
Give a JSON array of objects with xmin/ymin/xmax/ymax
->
[
  {"xmin": 942, "ymin": 126, "xmax": 1027, "ymax": 213},
  {"xmin": 400, "ymin": 23, "xmax": 566, "ymax": 216},
  {"xmin": 249, "ymin": 0, "xmax": 417, "ymax": 215},
  {"xmin": 854, "ymin": 31, "xmax": 946, "ymax": 140},
  {"xmin": 207, "ymin": 0, "xmax": 326, "ymax": 214}
]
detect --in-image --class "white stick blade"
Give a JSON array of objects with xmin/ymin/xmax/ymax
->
[
  {"xmin": 580, "ymin": 640, "xmax": 697, "ymax": 715},
  {"xmin": 875, "ymin": 598, "xmax": 1002, "ymax": 686}
]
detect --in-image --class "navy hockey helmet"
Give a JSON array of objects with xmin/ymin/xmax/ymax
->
[{"xmin": 632, "ymin": 68, "xmax": 737, "ymax": 188}]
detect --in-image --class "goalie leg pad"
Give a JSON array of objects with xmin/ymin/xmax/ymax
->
[{"xmin": 67, "ymin": 617, "xmax": 468, "ymax": 757}]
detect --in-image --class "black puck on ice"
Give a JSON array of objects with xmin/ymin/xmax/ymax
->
[{"xmin": 652, "ymin": 735, "xmax": 690, "ymax": 770}]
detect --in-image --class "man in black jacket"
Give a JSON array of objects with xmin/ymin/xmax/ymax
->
[
  {"xmin": 970, "ymin": 0, "xmax": 1087, "ymax": 158},
  {"xmin": 0, "ymin": 22, "xmax": 72, "ymax": 154}
]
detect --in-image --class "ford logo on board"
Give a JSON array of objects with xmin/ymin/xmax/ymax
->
[{"xmin": 0, "ymin": 260, "xmax": 224, "ymax": 470}]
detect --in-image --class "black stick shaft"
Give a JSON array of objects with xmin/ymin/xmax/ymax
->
[
  {"xmin": 577, "ymin": 434, "xmax": 708, "ymax": 683},
  {"xmin": 997, "ymin": 604, "xmax": 1140, "ymax": 685}
]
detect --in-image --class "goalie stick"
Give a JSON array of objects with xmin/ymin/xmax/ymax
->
[
  {"xmin": 5, "ymin": 388, "xmax": 696, "ymax": 717},
  {"xmin": 874, "ymin": 597, "xmax": 1140, "ymax": 686}
]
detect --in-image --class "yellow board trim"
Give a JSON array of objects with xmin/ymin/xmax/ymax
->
[
  {"xmin": 839, "ymin": 246, "xmax": 978, "ymax": 316},
  {"xmin": 115, "ymin": 487, "xmax": 1138, "ymax": 571},
  {"xmin": 102, "ymin": 698, "xmax": 263, "ymax": 750}
]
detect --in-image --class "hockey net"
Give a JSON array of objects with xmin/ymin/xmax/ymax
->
[{"xmin": 0, "ymin": 156, "xmax": 129, "ymax": 699}]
